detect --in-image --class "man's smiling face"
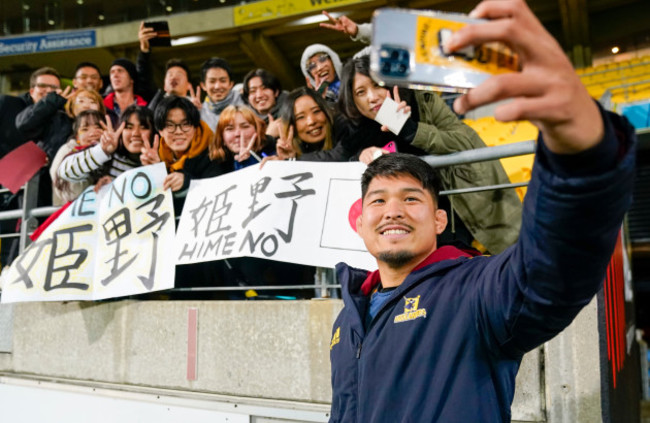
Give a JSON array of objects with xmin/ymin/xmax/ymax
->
[{"xmin": 357, "ymin": 174, "xmax": 447, "ymax": 270}]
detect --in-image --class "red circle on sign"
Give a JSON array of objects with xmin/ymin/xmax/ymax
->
[{"xmin": 348, "ymin": 198, "xmax": 362, "ymax": 232}]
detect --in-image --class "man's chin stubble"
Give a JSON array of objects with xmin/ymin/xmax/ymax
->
[{"xmin": 377, "ymin": 251, "xmax": 416, "ymax": 269}]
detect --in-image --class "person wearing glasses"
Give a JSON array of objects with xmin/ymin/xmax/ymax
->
[
  {"xmin": 72, "ymin": 62, "xmax": 103, "ymax": 93},
  {"xmin": 16, "ymin": 64, "xmax": 103, "ymax": 160},
  {"xmin": 4, "ymin": 67, "xmax": 57, "ymax": 153},
  {"xmin": 151, "ymin": 95, "xmax": 215, "ymax": 199},
  {"xmin": 13, "ymin": 67, "xmax": 69, "ymax": 206},
  {"xmin": 300, "ymin": 44, "xmax": 343, "ymax": 103},
  {"xmin": 15, "ymin": 67, "xmax": 65, "ymax": 155},
  {"xmin": 15, "ymin": 63, "xmax": 102, "ymax": 159}
]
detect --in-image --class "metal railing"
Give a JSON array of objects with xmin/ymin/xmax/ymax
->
[{"xmin": 0, "ymin": 140, "xmax": 537, "ymax": 299}]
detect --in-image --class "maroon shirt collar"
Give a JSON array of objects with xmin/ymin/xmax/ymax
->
[{"xmin": 359, "ymin": 245, "xmax": 476, "ymax": 296}]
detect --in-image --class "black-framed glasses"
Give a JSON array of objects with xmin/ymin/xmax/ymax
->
[
  {"xmin": 164, "ymin": 121, "xmax": 193, "ymax": 133},
  {"xmin": 306, "ymin": 54, "xmax": 330, "ymax": 74},
  {"xmin": 75, "ymin": 73, "xmax": 101, "ymax": 81},
  {"xmin": 34, "ymin": 83, "xmax": 59, "ymax": 90}
]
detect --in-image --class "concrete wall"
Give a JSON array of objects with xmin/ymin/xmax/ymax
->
[{"xmin": 0, "ymin": 298, "xmax": 603, "ymax": 422}]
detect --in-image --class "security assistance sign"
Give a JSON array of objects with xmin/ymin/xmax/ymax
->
[{"xmin": 0, "ymin": 30, "xmax": 95, "ymax": 56}]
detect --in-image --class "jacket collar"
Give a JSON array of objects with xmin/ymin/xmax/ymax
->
[
  {"xmin": 357, "ymin": 245, "xmax": 476, "ymax": 296},
  {"xmin": 103, "ymin": 92, "xmax": 147, "ymax": 110}
]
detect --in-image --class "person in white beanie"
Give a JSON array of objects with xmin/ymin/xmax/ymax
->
[{"xmin": 300, "ymin": 44, "xmax": 343, "ymax": 102}]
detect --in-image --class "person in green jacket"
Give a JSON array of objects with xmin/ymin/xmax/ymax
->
[{"xmin": 338, "ymin": 55, "xmax": 522, "ymax": 254}]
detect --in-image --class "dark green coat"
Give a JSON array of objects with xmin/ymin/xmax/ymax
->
[{"xmin": 409, "ymin": 91, "xmax": 523, "ymax": 253}]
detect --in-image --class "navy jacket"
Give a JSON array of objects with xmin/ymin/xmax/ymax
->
[
  {"xmin": 15, "ymin": 91, "xmax": 71, "ymax": 159},
  {"xmin": 0, "ymin": 92, "xmax": 31, "ymax": 158},
  {"xmin": 329, "ymin": 108, "xmax": 636, "ymax": 423}
]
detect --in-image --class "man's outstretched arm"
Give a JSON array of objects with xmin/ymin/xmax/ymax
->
[{"xmin": 447, "ymin": 0, "xmax": 636, "ymax": 356}]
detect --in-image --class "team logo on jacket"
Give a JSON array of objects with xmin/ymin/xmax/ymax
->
[
  {"xmin": 330, "ymin": 327, "xmax": 340, "ymax": 350},
  {"xmin": 394, "ymin": 296, "xmax": 427, "ymax": 323}
]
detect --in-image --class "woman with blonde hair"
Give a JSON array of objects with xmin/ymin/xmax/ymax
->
[
  {"xmin": 64, "ymin": 88, "xmax": 105, "ymax": 118},
  {"xmin": 209, "ymin": 105, "xmax": 275, "ymax": 172}
]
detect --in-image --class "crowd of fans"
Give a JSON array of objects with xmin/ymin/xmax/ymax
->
[{"xmin": 0, "ymin": 12, "xmax": 523, "ymax": 297}]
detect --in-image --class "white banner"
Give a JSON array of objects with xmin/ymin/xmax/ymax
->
[
  {"xmin": 1, "ymin": 163, "xmax": 175, "ymax": 303},
  {"xmin": 175, "ymin": 161, "xmax": 376, "ymax": 270}
]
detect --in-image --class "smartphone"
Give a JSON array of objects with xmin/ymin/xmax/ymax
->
[
  {"xmin": 370, "ymin": 8, "xmax": 519, "ymax": 93},
  {"xmin": 144, "ymin": 21, "xmax": 171, "ymax": 47}
]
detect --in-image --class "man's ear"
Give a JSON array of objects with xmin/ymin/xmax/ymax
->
[
  {"xmin": 434, "ymin": 209, "xmax": 447, "ymax": 235},
  {"xmin": 200, "ymin": 82, "xmax": 207, "ymax": 91},
  {"xmin": 355, "ymin": 214, "xmax": 363, "ymax": 235}
]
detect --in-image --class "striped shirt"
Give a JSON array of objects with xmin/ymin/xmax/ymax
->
[{"xmin": 57, "ymin": 143, "xmax": 140, "ymax": 182}]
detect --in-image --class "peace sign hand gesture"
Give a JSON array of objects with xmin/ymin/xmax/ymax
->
[
  {"xmin": 235, "ymin": 133, "xmax": 258, "ymax": 162},
  {"xmin": 140, "ymin": 134, "xmax": 161, "ymax": 165},
  {"xmin": 379, "ymin": 86, "xmax": 411, "ymax": 133},
  {"xmin": 319, "ymin": 11, "xmax": 359, "ymax": 38},
  {"xmin": 276, "ymin": 124, "xmax": 297, "ymax": 160},
  {"xmin": 99, "ymin": 116, "xmax": 124, "ymax": 155},
  {"xmin": 188, "ymin": 85, "xmax": 203, "ymax": 110}
]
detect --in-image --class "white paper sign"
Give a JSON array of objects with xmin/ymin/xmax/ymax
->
[
  {"xmin": 175, "ymin": 161, "xmax": 376, "ymax": 270},
  {"xmin": 1, "ymin": 163, "xmax": 175, "ymax": 303}
]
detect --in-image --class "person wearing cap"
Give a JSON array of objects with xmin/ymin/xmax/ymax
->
[
  {"xmin": 104, "ymin": 58, "xmax": 147, "ymax": 126},
  {"xmin": 300, "ymin": 44, "xmax": 343, "ymax": 103}
]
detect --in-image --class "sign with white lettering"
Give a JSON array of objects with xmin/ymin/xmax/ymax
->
[
  {"xmin": 0, "ymin": 30, "xmax": 96, "ymax": 56},
  {"xmin": 175, "ymin": 161, "xmax": 375, "ymax": 270}
]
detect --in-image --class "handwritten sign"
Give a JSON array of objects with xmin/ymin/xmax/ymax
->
[
  {"xmin": 1, "ymin": 163, "xmax": 175, "ymax": 303},
  {"xmin": 176, "ymin": 161, "xmax": 375, "ymax": 270}
]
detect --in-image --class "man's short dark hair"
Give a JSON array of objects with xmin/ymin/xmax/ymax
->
[
  {"xmin": 29, "ymin": 66, "xmax": 60, "ymax": 87},
  {"xmin": 153, "ymin": 95, "xmax": 201, "ymax": 131},
  {"xmin": 242, "ymin": 68, "xmax": 282, "ymax": 101},
  {"xmin": 166, "ymin": 58, "xmax": 191, "ymax": 82},
  {"xmin": 361, "ymin": 153, "xmax": 441, "ymax": 204},
  {"xmin": 74, "ymin": 62, "xmax": 101, "ymax": 77},
  {"xmin": 200, "ymin": 57, "xmax": 233, "ymax": 82}
]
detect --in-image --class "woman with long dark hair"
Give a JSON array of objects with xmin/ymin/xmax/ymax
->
[{"xmin": 337, "ymin": 55, "xmax": 522, "ymax": 254}]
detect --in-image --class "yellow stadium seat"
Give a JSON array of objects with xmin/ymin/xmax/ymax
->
[{"xmin": 463, "ymin": 119, "xmax": 537, "ymax": 200}]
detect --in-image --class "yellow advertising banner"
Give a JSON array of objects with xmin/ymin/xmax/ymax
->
[{"xmin": 234, "ymin": 0, "xmax": 367, "ymax": 26}]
